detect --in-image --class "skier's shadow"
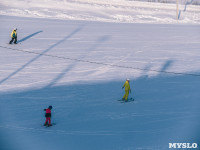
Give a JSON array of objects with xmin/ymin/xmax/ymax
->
[{"xmin": 17, "ymin": 31, "xmax": 43, "ymax": 43}]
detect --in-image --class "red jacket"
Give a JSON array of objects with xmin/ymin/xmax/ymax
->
[{"xmin": 44, "ymin": 108, "xmax": 51, "ymax": 118}]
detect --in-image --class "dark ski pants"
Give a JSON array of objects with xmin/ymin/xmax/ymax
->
[
  {"xmin": 10, "ymin": 37, "xmax": 17, "ymax": 44},
  {"xmin": 45, "ymin": 117, "xmax": 51, "ymax": 125}
]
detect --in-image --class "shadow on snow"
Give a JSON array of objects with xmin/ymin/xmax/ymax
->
[
  {"xmin": 0, "ymin": 62, "xmax": 200, "ymax": 150},
  {"xmin": 0, "ymin": 26, "xmax": 84, "ymax": 85},
  {"xmin": 17, "ymin": 31, "xmax": 43, "ymax": 43}
]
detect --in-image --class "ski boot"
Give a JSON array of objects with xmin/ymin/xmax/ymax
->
[{"xmin": 43, "ymin": 123, "xmax": 48, "ymax": 126}]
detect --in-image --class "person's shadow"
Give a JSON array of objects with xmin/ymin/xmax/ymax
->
[{"xmin": 17, "ymin": 31, "xmax": 43, "ymax": 43}]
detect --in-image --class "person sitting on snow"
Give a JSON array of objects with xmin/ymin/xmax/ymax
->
[
  {"xmin": 9, "ymin": 28, "xmax": 17, "ymax": 44},
  {"xmin": 44, "ymin": 105, "xmax": 53, "ymax": 127},
  {"xmin": 122, "ymin": 79, "xmax": 131, "ymax": 101}
]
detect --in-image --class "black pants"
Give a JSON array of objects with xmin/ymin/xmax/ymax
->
[{"xmin": 10, "ymin": 37, "xmax": 17, "ymax": 44}]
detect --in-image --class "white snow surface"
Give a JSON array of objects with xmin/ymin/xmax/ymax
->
[
  {"xmin": 0, "ymin": 1, "xmax": 200, "ymax": 150},
  {"xmin": 0, "ymin": 0, "xmax": 200, "ymax": 24}
]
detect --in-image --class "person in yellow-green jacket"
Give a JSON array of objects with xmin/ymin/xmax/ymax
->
[
  {"xmin": 122, "ymin": 79, "xmax": 131, "ymax": 101},
  {"xmin": 9, "ymin": 28, "xmax": 17, "ymax": 44}
]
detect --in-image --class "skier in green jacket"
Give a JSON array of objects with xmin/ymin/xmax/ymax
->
[{"xmin": 122, "ymin": 79, "xmax": 131, "ymax": 101}]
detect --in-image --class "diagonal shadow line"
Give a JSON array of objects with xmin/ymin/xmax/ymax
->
[
  {"xmin": 178, "ymin": 10, "xmax": 181, "ymax": 20},
  {"xmin": 160, "ymin": 60, "xmax": 173, "ymax": 73},
  {"xmin": 0, "ymin": 26, "xmax": 83, "ymax": 85},
  {"xmin": 158, "ymin": 60, "xmax": 174, "ymax": 77},
  {"xmin": 184, "ymin": 0, "xmax": 194, "ymax": 11},
  {"xmin": 17, "ymin": 31, "xmax": 43, "ymax": 43},
  {"xmin": 47, "ymin": 35, "xmax": 110, "ymax": 87}
]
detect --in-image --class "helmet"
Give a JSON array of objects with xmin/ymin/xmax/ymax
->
[
  {"xmin": 126, "ymin": 79, "xmax": 130, "ymax": 81},
  {"xmin": 14, "ymin": 28, "xmax": 17, "ymax": 31},
  {"xmin": 48, "ymin": 105, "xmax": 52, "ymax": 109}
]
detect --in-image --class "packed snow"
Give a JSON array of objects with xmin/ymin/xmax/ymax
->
[
  {"xmin": 0, "ymin": 0, "xmax": 200, "ymax": 24},
  {"xmin": 0, "ymin": 0, "xmax": 200, "ymax": 150}
]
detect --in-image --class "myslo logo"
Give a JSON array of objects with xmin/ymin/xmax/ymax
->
[{"xmin": 169, "ymin": 143, "xmax": 198, "ymax": 149}]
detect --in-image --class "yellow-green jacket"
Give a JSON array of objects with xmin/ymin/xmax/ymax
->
[
  {"xmin": 123, "ymin": 81, "xmax": 130, "ymax": 91},
  {"xmin": 11, "ymin": 30, "xmax": 17, "ymax": 38}
]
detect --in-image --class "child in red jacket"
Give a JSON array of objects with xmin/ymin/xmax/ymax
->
[{"xmin": 44, "ymin": 105, "xmax": 52, "ymax": 126}]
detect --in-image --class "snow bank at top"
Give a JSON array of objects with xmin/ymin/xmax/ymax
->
[
  {"xmin": 0, "ymin": 0, "xmax": 200, "ymax": 24},
  {"xmin": 130, "ymin": 0, "xmax": 200, "ymax": 5}
]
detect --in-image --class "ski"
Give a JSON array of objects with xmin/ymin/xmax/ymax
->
[
  {"xmin": 44, "ymin": 123, "xmax": 56, "ymax": 128},
  {"xmin": 118, "ymin": 98, "xmax": 134, "ymax": 103}
]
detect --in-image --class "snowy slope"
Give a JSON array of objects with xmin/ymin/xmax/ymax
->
[
  {"xmin": 0, "ymin": 15, "xmax": 200, "ymax": 150},
  {"xmin": 0, "ymin": 0, "xmax": 200, "ymax": 24},
  {"xmin": 0, "ymin": 0, "xmax": 200, "ymax": 150},
  {"xmin": 0, "ymin": 15, "xmax": 200, "ymax": 92}
]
